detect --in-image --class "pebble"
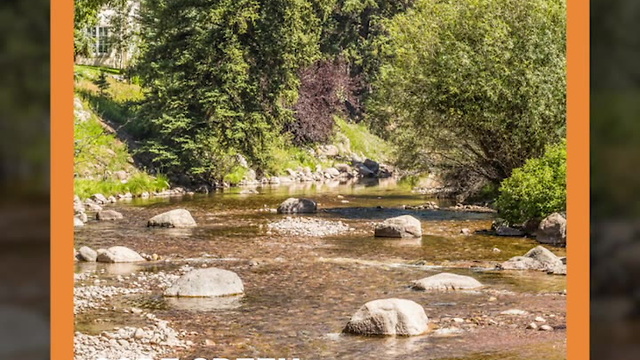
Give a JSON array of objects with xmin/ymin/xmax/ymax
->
[
  {"xmin": 500, "ymin": 309, "xmax": 529, "ymax": 316},
  {"xmin": 539, "ymin": 325, "xmax": 554, "ymax": 331},
  {"xmin": 267, "ymin": 217, "xmax": 352, "ymax": 237},
  {"xmin": 75, "ymin": 317, "xmax": 189, "ymax": 360}
]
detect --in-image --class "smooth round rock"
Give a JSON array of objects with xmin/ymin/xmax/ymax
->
[
  {"xmin": 374, "ymin": 215, "xmax": 422, "ymax": 238},
  {"xmin": 74, "ymin": 217, "xmax": 84, "ymax": 227},
  {"xmin": 164, "ymin": 268, "xmax": 244, "ymax": 297},
  {"xmin": 502, "ymin": 246, "xmax": 563, "ymax": 272},
  {"xmin": 276, "ymin": 198, "xmax": 317, "ymax": 214},
  {"xmin": 96, "ymin": 246, "xmax": 145, "ymax": 263},
  {"xmin": 77, "ymin": 246, "xmax": 98, "ymax": 262},
  {"xmin": 411, "ymin": 272, "xmax": 483, "ymax": 291},
  {"xmin": 96, "ymin": 210, "xmax": 124, "ymax": 221},
  {"xmin": 147, "ymin": 209, "xmax": 197, "ymax": 228},
  {"xmin": 343, "ymin": 298, "xmax": 429, "ymax": 336}
]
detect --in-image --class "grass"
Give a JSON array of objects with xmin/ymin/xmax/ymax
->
[
  {"xmin": 74, "ymin": 66, "xmax": 168, "ymax": 199},
  {"xmin": 75, "ymin": 64, "xmax": 143, "ymax": 126},
  {"xmin": 334, "ymin": 116, "xmax": 393, "ymax": 162},
  {"xmin": 74, "ymin": 105, "xmax": 132, "ymax": 178},
  {"xmin": 223, "ymin": 166, "xmax": 248, "ymax": 184},
  {"xmin": 74, "ymin": 173, "xmax": 170, "ymax": 199},
  {"xmin": 267, "ymin": 145, "xmax": 329, "ymax": 176}
]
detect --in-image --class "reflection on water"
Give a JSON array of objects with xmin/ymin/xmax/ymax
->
[{"xmin": 75, "ymin": 178, "xmax": 566, "ymax": 359}]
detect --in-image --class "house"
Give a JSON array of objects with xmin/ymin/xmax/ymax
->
[{"xmin": 76, "ymin": 1, "xmax": 140, "ymax": 69}]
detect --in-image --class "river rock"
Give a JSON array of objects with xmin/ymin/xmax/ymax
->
[
  {"xmin": 277, "ymin": 198, "xmax": 317, "ymax": 214},
  {"xmin": 354, "ymin": 163, "xmax": 375, "ymax": 177},
  {"xmin": 363, "ymin": 159, "xmax": 380, "ymax": 174},
  {"xmin": 74, "ymin": 196, "xmax": 84, "ymax": 213},
  {"xmin": 374, "ymin": 215, "xmax": 422, "ymax": 238},
  {"xmin": 317, "ymin": 144, "xmax": 340, "ymax": 157},
  {"xmin": 91, "ymin": 193, "xmax": 108, "ymax": 205},
  {"xmin": 96, "ymin": 210, "xmax": 124, "ymax": 221},
  {"xmin": 164, "ymin": 268, "xmax": 244, "ymax": 297},
  {"xmin": 335, "ymin": 163, "xmax": 352, "ymax": 173},
  {"xmin": 502, "ymin": 245, "xmax": 563, "ymax": 272},
  {"xmin": 76, "ymin": 212, "xmax": 88, "ymax": 223},
  {"xmin": 74, "ymin": 217, "xmax": 84, "ymax": 227},
  {"xmin": 537, "ymin": 212, "xmax": 567, "ymax": 246},
  {"xmin": 411, "ymin": 272, "xmax": 483, "ymax": 291},
  {"xmin": 325, "ymin": 167, "xmax": 340, "ymax": 177},
  {"xmin": 84, "ymin": 203, "xmax": 103, "ymax": 212},
  {"xmin": 77, "ymin": 246, "xmax": 98, "ymax": 262},
  {"xmin": 495, "ymin": 225, "xmax": 525, "ymax": 237},
  {"xmin": 96, "ymin": 246, "xmax": 145, "ymax": 263},
  {"xmin": 147, "ymin": 209, "xmax": 197, "ymax": 228},
  {"xmin": 343, "ymin": 298, "xmax": 429, "ymax": 336}
]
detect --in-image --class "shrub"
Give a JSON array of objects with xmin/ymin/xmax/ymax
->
[
  {"xmin": 369, "ymin": 0, "xmax": 566, "ymax": 183},
  {"xmin": 223, "ymin": 166, "xmax": 248, "ymax": 185},
  {"xmin": 496, "ymin": 141, "xmax": 566, "ymax": 223},
  {"xmin": 286, "ymin": 58, "xmax": 363, "ymax": 145}
]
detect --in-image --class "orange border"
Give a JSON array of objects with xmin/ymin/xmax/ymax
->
[
  {"xmin": 51, "ymin": 0, "xmax": 74, "ymax": 358},
  {"xmin": 52, "ymin": 1, "xmax": 589, "ymax": 359},
  {"xmin": 567, "ymin": 0, "xmax": 589, "ymax": 359}
]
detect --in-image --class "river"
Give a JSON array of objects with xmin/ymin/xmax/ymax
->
[{"xmin": 74, "ymin": 178, "xmax": 566, "ymax": 360}]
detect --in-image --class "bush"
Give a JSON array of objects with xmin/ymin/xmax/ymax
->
[
  {"xmin": 287, "ymin": 58, "xmax": 363, "ymax": 145},
  {"xmin": 496, "ymin": 141, "xmax": 566, "ymax": 223},
  {"xmin": 369, "ymin": 0, "xmax": 566, "ymax": 183}
]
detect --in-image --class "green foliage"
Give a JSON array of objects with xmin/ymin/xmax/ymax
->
[
  {"xmin": 223, "ymin": 166, "xmax": 249, "ymax": 185},
  {"xmin": 334, "ymin": 116, "xmax": 391, "ymax": 161},
  {"xmin": 134, "ymin": 0, "xmax": 328, "ymax": 182},
  {"xmin": 75, "ymin": 173, "xmax": 169, "ymax": 199},
  {"xmin": 75, "ymin": 65, "xmax": 143, "ymax": 131},
  {"xmin": 496, "ymin": 141, "xmax": 566, "ymax": 223},
  {"xmin": 74, "ymin": 96, "xmax": 168, "ymax": 199},
  {"xmin": 319, "ymin": 0, "xmax": 415, "ymax": 80},
  {"xmin": 369, "ymin": 0, "xmax": 566, "ymax": 183},
  {"xmin": 94, "ymin": 71, "xmax": 110, "ymax": 95},
  {"xmin": 267, "ymin": 140, "xmax": 324, "ymax": 176}
]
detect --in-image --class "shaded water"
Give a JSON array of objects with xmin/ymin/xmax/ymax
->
[{"xmin": 75, "ymin": 178, "xmax": 566, "ymax": 359}]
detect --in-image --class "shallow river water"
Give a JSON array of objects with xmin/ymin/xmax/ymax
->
[{"xmin": 75, "ymin": 178, "xmax": 566, "ymax": 360}]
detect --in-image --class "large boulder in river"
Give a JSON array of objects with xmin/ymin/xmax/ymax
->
[
  {"xmin": 147, "ymin": 209, "xmax": 197, "ymax": 228},
  {"xmin": 536, "ymin": 212, "xmax": 567, "ymax": 246},
  {"xmin": 96, "ymin": 210, "xmax": 123, "ymax": 221},
  {"xmin": 411, "ymin": 272, "xmax": 483, "ymax": 291},
  {"xmin": 96, "ymin": 246, "xmax": 145, "ymax": 263},
  {"xmin": 343, "ymin": 298, "xmax": 429, "ymax": 336},
  {"xmin": 277, "ymin": 198, "xmax": 317, "ymax": 214},
  {"xmin": 164, "ymin": 268, "xmax": 244, "ymax": 297},
  {"xmin": 375, "ymin": 215, "xmax": 422, "ymax": 238},
  {"xmin": 502, "ymin": 245, "xmax": 563, "ymax": 272}
]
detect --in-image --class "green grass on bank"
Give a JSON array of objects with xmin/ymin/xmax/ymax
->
[
  {"xmin": 75, "ymin": 174, "xmax": 170, "ymax": 200},
  {"xmin": 74, "ymin": 65, "xmax": 167, "ymax": 199},
  {"xmin": 334, "ymin": 116, "xmax": 392, "ymax": 162},
  {"xmin": 73, "ymin": 64, "xmax": 396, "ymax": 188}
]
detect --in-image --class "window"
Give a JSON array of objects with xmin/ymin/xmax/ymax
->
[{"xmin": 88, "ymin": 26, "xmax": 111, "ymax": 55}]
